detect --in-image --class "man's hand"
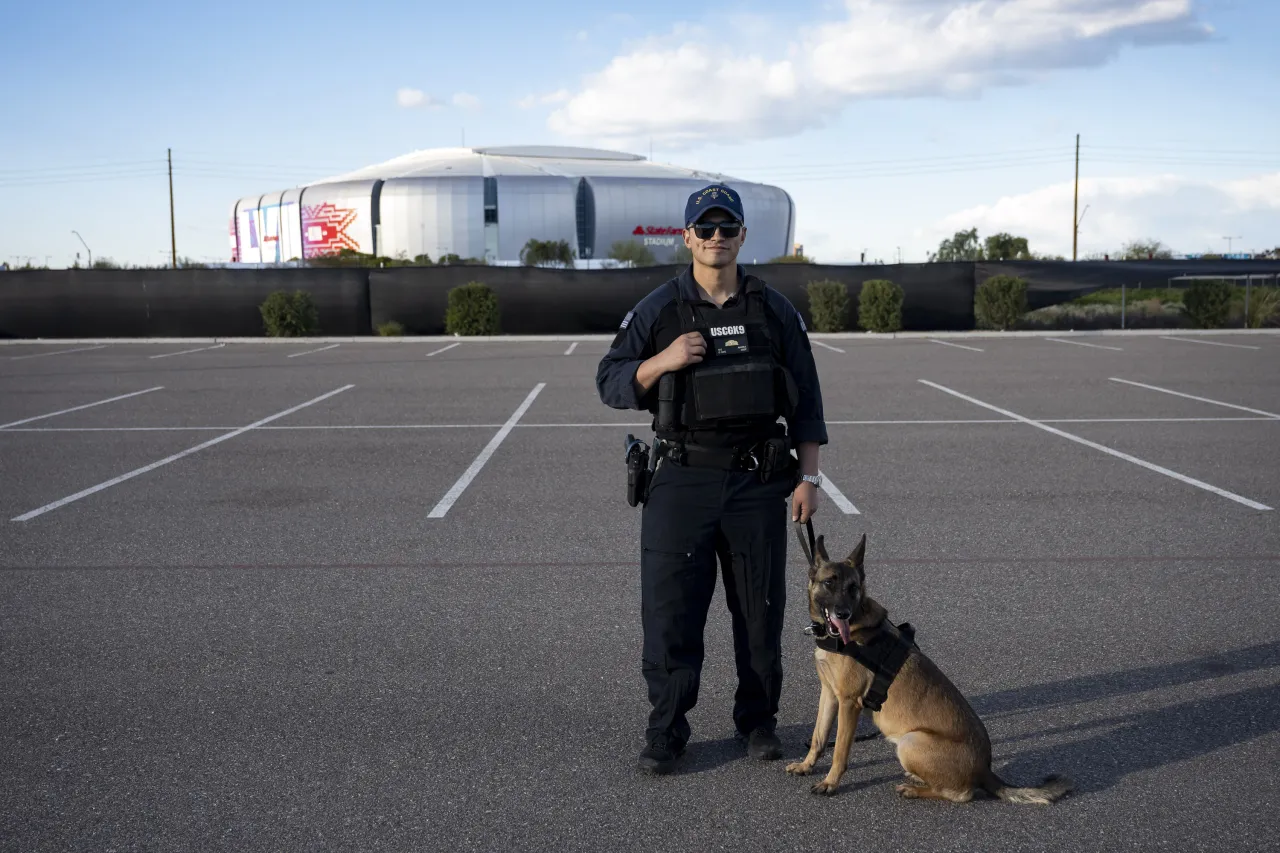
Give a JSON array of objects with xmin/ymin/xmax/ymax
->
[
  {"xmin": 635, "ymin": 332, "xmax": 706, "ymax": 395},
  {"xmin": 792, "ymin": 480, "xmax": 819, "ymax": 523},
  {"xmin": 659, "ymin": 331, "xmax": 706, "ymax": 371}
]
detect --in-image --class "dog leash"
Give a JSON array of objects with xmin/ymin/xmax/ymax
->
[{"xmin": 794, "ymin": 518, "xmax": 816, "ymax": 566}]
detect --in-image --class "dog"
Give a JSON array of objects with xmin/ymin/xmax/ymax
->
[{"xmin": 785, "ymin": 530, "xmax": 1072, "ymax": 804}]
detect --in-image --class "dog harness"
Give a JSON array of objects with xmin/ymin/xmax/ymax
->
[
  {"xmin": 794, "ymin": 520, "xmax": 917, "ymax": 713},
  {"xmin": 806, "ymin": 618, "xmax": 917, "ymax": 712}
]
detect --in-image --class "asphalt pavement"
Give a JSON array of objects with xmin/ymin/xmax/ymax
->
[{"xmin": 1, "ymin": 333, "xmax": 1277, "ymax": 852}]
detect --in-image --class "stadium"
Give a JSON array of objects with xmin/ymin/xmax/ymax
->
[{"xmin": 229, "ymin": 146, "xmax": 795, "ymax": 266}]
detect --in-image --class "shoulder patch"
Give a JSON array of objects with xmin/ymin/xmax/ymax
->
[
  {"xmin": 796, "ymin": 310, "xmax": 807, "ymax": 332},
  {"xmin": 619, "ymin": 311, "xmax": 635, "ymax": 330}
]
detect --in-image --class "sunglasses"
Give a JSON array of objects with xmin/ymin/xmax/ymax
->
[{"xmin": 690, "ymin": 220, "xmax": 743, "ymax": 240}]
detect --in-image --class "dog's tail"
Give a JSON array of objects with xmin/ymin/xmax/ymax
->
[{"xmin": 982, "ymin": 771, "xmax": 1073, "ymax": 805}]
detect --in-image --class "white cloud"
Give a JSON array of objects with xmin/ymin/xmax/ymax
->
[
  {"xmin": 548, "ymin": 0, "xmax": 1211, "ymax": 145},
  {"xmin": 452, "ymin": 92, "xmax": 482, "ymax": 110},
  {"xmin": 930, "ymin": 171, "xmax": 1280, "ymax": 258},
  {"xmin": 396, "ymin": 88, "xmax": 442, "ymax": 109},
  {"xmin": 517, "ymin": 89, "xmax": 572, "ymax": 110}
]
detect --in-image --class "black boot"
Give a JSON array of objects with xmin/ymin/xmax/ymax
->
[
  {"xmin": 742, "ymin": 726, "xmax": 782, "ymax": 760},
  {"xmin": 638, "ymin": 734, "xmax": 686, "ymax": 775}
]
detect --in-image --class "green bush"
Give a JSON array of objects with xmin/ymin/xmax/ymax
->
[
  {"xmin": 260, "ymin": 289, "xmax": 320, "ymax": 337},
  {"xmin": 1182, "ymin": 279, "xmax": 1234, "ymax": 328},
  {"xmin": 608, "ymin": 240, "xmax": 656, "ymax": 267},
  {"xmin": 806, "ymin": 279, "xmax": 849, "ymax": 332},
  {"xmin": 974, "ymin": 275, "xmax": 1028, "ymax": 330},
  {"xmin": 376, "ymin": 321, "xmax": 405, "ymax": 336},
  {"xmin": 857, "ymin": 279, "xmax": 903, "ymax": 333},
  {"xmin": 1246, "ymin": 286, "xmax": 1280, "ymax": 328},
  {"xmin": 445, "ymin": 281, "xmax": 500, "ymax": 336}
]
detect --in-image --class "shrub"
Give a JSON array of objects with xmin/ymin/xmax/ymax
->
[
  {"xmin": 768, "ymin": 253, "xmax": 814, "ymax": 263},
  {"xmin": 974, "ymin": 275, "xmax": 1028, "ymax": 330},
  {"xmin": 445, "ymin": 281, "xmax": 500, "ymax": 336},
  {"xmin": 857, "ymin": 279, "xmax": 904, "ymax": 333},
  {"xmin": 260, "ymin": 289, "xmax": 320, "ymax": 337},
  {"xmin": 376, "ymin": 321, "xmax": 405, "ymax": 336},
  {"xmin": 1245, "ymin": 286, "xmax": 1280, "ymax": 329},
  {"xmin": 520, "ymin": 239, "xmax": 574, "ymax": 267},
  {"xmin": 806, "ymin": 279, "xmax": 849, "ymax": 333},
  {"xmin": 608, "ymin": 240, "xmax": 656, "ymax": 267},
  {"xmin": 1182, "ymin": 278, "xmax": 1234, "ymax": 328}
]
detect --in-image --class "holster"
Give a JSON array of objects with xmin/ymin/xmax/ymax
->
[
  {"xmin": 758, "ymin": 436, "xmax": 794, "ymax": 483},
  {"xmin": 625, "ymin": 434, "xmax": 651, "ymax": 507}
]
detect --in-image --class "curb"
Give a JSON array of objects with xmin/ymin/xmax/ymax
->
[{"xmin": 0, "ymin": 329, "xmax": 1276, "ymax": 346}]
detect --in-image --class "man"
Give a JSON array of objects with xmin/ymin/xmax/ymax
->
[{"xmin": 596, "ymin": 184, "xmax": 828, "ymax": 775}]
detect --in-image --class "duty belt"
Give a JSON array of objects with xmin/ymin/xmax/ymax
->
[{"xmin": 655, "ymin": 440, "xmax": 764, "ymax": 472}]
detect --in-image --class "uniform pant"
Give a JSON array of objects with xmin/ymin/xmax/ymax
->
[{"xmin": 639, "ymin": 460, "xmax": 793, "ymax": 747}]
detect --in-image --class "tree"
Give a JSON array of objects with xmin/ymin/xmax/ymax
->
[
  {"xmin": 608, "ymin": 240, "xmax": 656, "ymax": 267},
  {"xmin": 520, "ymin": 238, "xmax": 575, "ymax": 267},
  {"xmin": 672, "ymin": 245, "xmax": 693, "ymax": 264},
  {"xmin": 768, "ymin": 252, "xmax": 814, "ymax": 263},
  {"xmin": 1118, "ymin": 239, "xmax": 1173, "ymax": 260},
  {"xmin": 928, "ymin": 228, "xmax": 983, "ymax": 262},
  {"xmin": 983, "ymin": 233, "xmax": 1032, "ymax": 261}
]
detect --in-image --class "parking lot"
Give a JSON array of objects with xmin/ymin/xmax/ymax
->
[{"xmin": 2, "ymin": 332, "xmax": 1278, "ymax": 852}]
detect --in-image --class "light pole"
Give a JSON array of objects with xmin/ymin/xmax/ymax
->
[
  {"xmin": 1223, "ymin": 236, "xmax": 1242, "ymax": 255},
  {"xmin": 72, "ymin": 231, "xmax": 92, "ymax": 268}
]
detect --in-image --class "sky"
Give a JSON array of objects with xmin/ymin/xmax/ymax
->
[{"xmin": 2, "ymin": 0, "xmax": 1277, "ymax": 268}]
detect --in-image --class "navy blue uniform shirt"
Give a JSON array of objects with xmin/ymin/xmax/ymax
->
[{"xmin": 596, "ymin": 264, "xmax": 828, "ymax": 447}]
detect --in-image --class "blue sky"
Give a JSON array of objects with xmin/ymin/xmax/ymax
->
[{"xmin": 2, "ymin": 0, "xmax": 1277, "ymax": 267}]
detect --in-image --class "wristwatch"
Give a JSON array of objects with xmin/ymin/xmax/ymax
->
[{"xmin": 800, "ymin": 473, "xmax": 823, "ymax": 488}]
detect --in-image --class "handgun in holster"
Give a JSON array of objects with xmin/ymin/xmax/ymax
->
[{"xmin": 625, "ymin": 434, "xmax": 651, "ymax": 507}]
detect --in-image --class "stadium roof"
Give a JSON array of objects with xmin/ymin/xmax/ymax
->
[{"xmin": 311, "ymin": 145, "xmax": 738, "ymax": 184}]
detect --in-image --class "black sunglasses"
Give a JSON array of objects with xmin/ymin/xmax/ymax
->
[{"xmin": 691, "ymin": 220, "xmax": 742, "ymax": 240}]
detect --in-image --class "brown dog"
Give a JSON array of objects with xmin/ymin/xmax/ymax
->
[{"xmin": 786, "ymin": 531, "xmax": 1072, "ymax": 803}]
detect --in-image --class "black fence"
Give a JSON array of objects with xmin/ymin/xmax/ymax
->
[{"xmin": 2, "ymin": 260, "xmax": 1278, "ymax": 339}]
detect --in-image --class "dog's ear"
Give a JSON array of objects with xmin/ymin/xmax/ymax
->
[
  {"xmin": 815, "ymin": 534, "xmax": 830, "ymax": 565},
  {"xmin": 846, "ymin": 533, "xmax": 866, "ymax": 569}
]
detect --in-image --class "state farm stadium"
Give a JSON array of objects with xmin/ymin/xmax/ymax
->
[{"xmin": 229, "ymin": 146, "xmax": 794, "ymax": 265}]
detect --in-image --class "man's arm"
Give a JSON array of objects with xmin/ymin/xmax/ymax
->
[
  {"xmin": 596, "ymin": 289, "xmax": 705, "ymax": 410},
  {"xmin": 768, "ymin": 289, "xmax": 829, "ymax": 521}
]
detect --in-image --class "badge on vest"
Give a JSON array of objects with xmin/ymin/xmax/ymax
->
[{"xmin": 710, "ymin": 324, "xmax": 749, "ymax": 356}]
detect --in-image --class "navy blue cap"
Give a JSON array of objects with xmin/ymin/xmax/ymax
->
[{"xmin": 684, "ymin": 184, "xmax": 744, "ymax": 227}]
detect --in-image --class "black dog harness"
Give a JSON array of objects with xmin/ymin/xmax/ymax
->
[{"xmin": 795, "ymin": 521, "xmax": 918, "ymax": 712}]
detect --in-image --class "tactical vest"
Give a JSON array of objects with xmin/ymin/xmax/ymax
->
[{"xmin": 656, "ymin": 277, "xmax": 798, "ymax": 439}]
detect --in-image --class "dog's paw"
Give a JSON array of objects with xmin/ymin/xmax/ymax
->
[
  {"xmin": 785, "ymin": 762, "xmax": 813, "ymax": 776},
  {"xmin": 810, "ymin": 779, "xmax": 840, "ymax": 796}
]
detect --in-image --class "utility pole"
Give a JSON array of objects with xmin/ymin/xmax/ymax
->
[
  {"xmin": 168, "ymin": 149, "xmax": 177, "ymax": 268},
  {"xmin": 1223, "ymin": 235, "xmax": 1242, "ymax": 255},
  {"xmin": 1072, "ymin": 133, "xmax": 1080, "ymax": 262}
]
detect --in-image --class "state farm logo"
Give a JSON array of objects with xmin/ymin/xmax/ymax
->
[{"xmin": 634, "ymin": 225, "xmax": 683, "ymax": 247}]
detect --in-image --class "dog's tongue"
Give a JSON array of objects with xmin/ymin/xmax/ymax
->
[{"xmin": 829, "ymin": 615, "xmax": 852, "ymax": 644}]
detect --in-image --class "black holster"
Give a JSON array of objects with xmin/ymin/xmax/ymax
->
[
  {"xmin": 656, "ymin": 373, "xmax": 679, "ymax": 432},
  {"xmin": 625, "ymin": 434, "xmax": 651, "ymax": 507},
  {"xmin": 758, "ymin": 436, "xmax": 794, "ymax": 483}
]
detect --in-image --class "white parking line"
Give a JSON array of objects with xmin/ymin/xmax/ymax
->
[
  {"xmin": 818, "ymin": 471, "xmax": 860, "ymax": 515},
  {"xmin": 1109, "ymin": 378, "xmax": 1280, "ymax": 419},
  {"xmin": 427, "ymin": 343, "xmax": 460, "ymax": 357},
  {"xmin": 428, "ymin": 383, "xmax": 545, "ymax": 518},
  {"xmin": 11, "ymin": 385, "xmax": 354, "ymax": 522},
  {"xmin": 287, "ymin": 344, "xmax": 341, "ymax": 358},
  {"xmin": 1160, "ymin": 336, "xmax": 1261, "ymax": 351},
  {"xmin": 0, "ymin": 387, "xmax": 164, "ymax": 430},
  {"xmin": 10, "ymin": 345, "xmax": 107, "ymax": 361},
  {"xmin": 1046, "ymin": 337, "xmax": 1123, "ymax": 351},
  {"xmin": 150, "ymin": 344, "xmax": 225, "ymax": 359},
  {"xmin": 8, "ymin": 416, "xmax": 1276, "ymax": 434},
  {"xmin": 930, "ymin": 339, "xmax": 984, "ymax": 352},
  {"xmin": 812, "ymin": 341, "xmax": 846, "ymax": 353},
  {"xmin": 564, "ymin": 342, "xmax": 579, "ymax": 355},
  {"xmin": 919, "ymin": 380, "xmax": 1271, "ymax": 511}
]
